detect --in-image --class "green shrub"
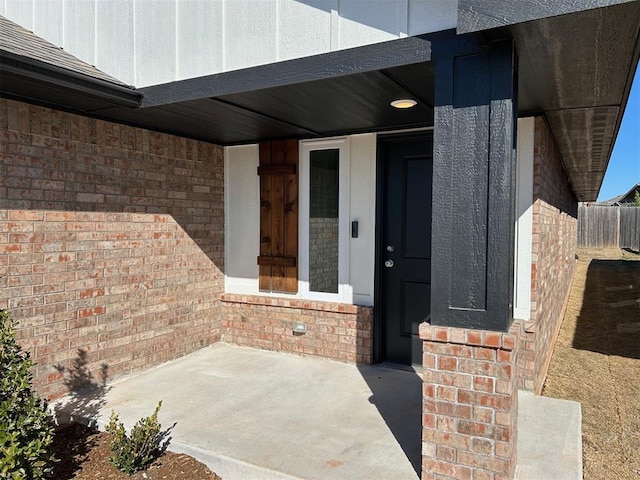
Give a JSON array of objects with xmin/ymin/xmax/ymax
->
[
  {"xmin": 106, "ymin": 401, "xmax": 171, "ymax": 475},
  {"xmin": 0, "ymin": 309, "xmax": 57, "ymax": 480}
]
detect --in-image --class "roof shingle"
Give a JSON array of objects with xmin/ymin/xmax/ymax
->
[{"xmin": 0, "ymin": 15, "xmax": 130, "ymax": 87}]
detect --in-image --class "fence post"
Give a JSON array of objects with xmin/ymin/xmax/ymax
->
[{"xmin": 615, "ymin": 206, "xmax": 620, "ymax": 247}]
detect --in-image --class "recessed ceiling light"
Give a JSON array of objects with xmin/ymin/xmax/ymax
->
[{"xmin": 390, "ymin": 99, "xmax": 417, "ymax": 109}]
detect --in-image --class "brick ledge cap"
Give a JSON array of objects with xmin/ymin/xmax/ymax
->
[
  {"xmin": 419, "ymin": 322, "xmax": 517, "ymax": 350},
  {"xmin": 221, "ymin": 293, "xmax": 367, "ymax": 314}
]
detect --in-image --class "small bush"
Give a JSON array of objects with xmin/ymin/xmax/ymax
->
[
  {"xmin": 106, "ymin": 401, "xmax": 171, "ymax": 475},
  {"xmin": 0, "ymin": 309, "xmax": 57, "ymax": 479}
]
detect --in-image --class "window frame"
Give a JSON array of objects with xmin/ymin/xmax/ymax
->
[{"xmin": 299, "ymin": 137, "xmax": 352, "ymax": 302}]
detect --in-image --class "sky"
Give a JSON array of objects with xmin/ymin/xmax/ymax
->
[{"xmin": 597, "ymin": 65, "xmax": 640, "ymax": 201}]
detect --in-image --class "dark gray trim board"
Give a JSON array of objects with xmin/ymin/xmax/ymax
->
[
  {"xmin": 139, "ymin": 33, "xmax": 436, "ymax": 108},
  {"xmin": 457, "ymin": 0, "xmax": 634, "ymax": 33},
  {"xmin": 431, "ymin": 38, "xmax": 517, "ymax": 332}
]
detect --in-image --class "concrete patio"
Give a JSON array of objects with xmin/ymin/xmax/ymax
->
[{"xmin": 52, "ymin": 343, "xmax": 582, "ymax": 480}]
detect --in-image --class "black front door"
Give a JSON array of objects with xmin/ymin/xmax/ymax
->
[{"xmin": 378, "ymin": 133, "xmax": 433, "ymax": 365}]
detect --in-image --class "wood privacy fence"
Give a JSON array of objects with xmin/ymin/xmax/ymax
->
[{"xmin": 578, "ymin": 205, "xmax": 640, "ymax": 251}]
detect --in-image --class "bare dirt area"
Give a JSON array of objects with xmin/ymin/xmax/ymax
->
[
  {"xmin": 52, "ymin": 423, "xmax": 221, "ymax": 480},
  {"xmin": 543, "ymin": 247, "xmax": 640, "ymax": 480}
]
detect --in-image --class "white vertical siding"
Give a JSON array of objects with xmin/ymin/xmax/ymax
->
[
  {"xmin": 64, "ymin": 0, "xmax": 96, "ymax": 67},
  {"xmin": 176, "ymin": 0, "xmax": 223, "ymax": 79},
  {"xmin": 96, "ymin": 0, "xmax": 135, "ymax": 85},
  {"xmin": 277, "ymin": 0, "xmax": 333, "ymax": 61},
  {"xmin": 349, "ymin": 133, "xmax": 377, "ymax": 306},
  {"xmin": 135, "ymin": 0, "xmax": 176, "ymax": 86},
  {"xmin": 224, "ymin": 144, "xmax": 261, "ymax": 294},
  {"xmin": 513, "ymin": 117, "xmax": 535, "ymax": 321},
  {"xmin": 337, "ymin": 0, "xmax": 408, "ymax": 49},
  {"xmin": 5, "ymin": 0, "xmax": 33, "ymax": 31},
  {"xmin": 2, "ymin": 0, "xmax": 457, "ymax": 87},
  {"xmin": 33, "ymin": 0, "xmax": 63, "ymax": 47},
  {"xmin": 223, "ymin": 0, "xmax": 278, "ymax": 72},
  {"xmin": 408, "ymin": 0, "xmax": 458, "ymax": 36}
]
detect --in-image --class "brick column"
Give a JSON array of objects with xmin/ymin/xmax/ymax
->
[{"xmin": 420, "ymin": 323, "xmax": 519, "ymax": 480}]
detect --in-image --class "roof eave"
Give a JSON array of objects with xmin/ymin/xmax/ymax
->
[{"xmin": 0, "ymin": 51, "xmax": 142, "ymax": 108}]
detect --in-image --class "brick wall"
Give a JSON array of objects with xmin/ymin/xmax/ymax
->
[
  {"xmin": 518, "ymin": 117, "xmax": 577, "ymax": 392},
  {"xmin": 221, "ymin": 294, "xmax": 373, "ymax": 364},
  {"xmin": 420, "ymin": 323, "xmax": 520, "ymax": 480},
  {"xmin": 0, "ymin": 99, "xmax": 224, "ymax": 399}
]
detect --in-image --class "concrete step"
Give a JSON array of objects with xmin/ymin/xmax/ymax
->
[{"xmin": 516, "ymin": 391, "xmax": 583, "ymax": 480}]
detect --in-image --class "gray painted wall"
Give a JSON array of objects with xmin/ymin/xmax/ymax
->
[{"xmin": 1, "ymin": 0, "xmax": 457, "ymax": 87}]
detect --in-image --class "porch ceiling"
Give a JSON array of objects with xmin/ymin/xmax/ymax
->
[
  {"xmin": 91, "ymin": 64, "xmax": 437, "ymax": 145},
  {"xmin": 1, "ymin": 2, "xmax": 638, "ymax": 202},
  {"xmin": 93, "ymin": 37, "xmax": 437, "ymax": 144}
]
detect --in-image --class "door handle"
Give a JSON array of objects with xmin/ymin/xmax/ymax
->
[{"xmin": 384, "ymin": 259, "xmax": 394, "ymax": 268}]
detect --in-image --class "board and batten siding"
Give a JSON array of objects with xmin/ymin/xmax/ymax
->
[
  {"xmin": 1, "ymin": 0, "xmax": 457, "ymax": 87},
  {"xmin": 224, "ymin": 133, "xmax": 376, "ymax": 306}
]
